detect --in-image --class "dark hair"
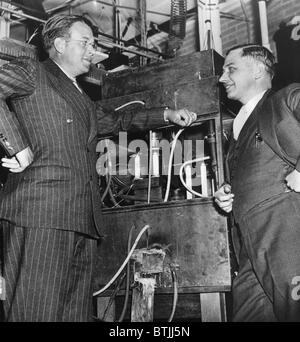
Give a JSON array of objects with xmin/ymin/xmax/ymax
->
[
  {"xmin": 42, "ymin": 14, "xmax": 95, "ymax": 51},
  {"xmin": 226, "ymin": 43, "xmax": 275, "ymax": 78}
]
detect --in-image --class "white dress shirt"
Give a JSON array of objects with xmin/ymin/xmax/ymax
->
[{"xmin": 233, "ymin": 90, "xmax": 267, "ymax": 140}]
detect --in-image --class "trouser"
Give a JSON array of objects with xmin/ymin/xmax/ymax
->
[
  {"xmin": 232, "ymin": 192, "xmax": 300, "ymax": 322},
  {"xmin": 0, "ymin": 221, "xmax": 97, "ymax": 322}
]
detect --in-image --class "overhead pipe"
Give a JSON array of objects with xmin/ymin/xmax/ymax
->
[
  {"xmin": 0, "ymin": 0, "xmax": 47, "ymax": 18},
  {"xmin": 0, "ymin": 5, "xmax": 167, "ymax": 61},
  {"xmin": 65, "ymin": 0, "xmax": 171, "ymax": 18},
  {"xmin": 257, "ymin": 0, "xmax": 270, "ymax": 50},
  {"xmin": 197, "ymin": 0, "xmax": 222, "ymax": 55},
  {"xmin": 95, "ymin": 37, "xmax": 163, "ymax": 61},
  {"xmin": 0, "ymin": 2, "xmax": 10, "ymax": 39},
  {"xmin": 0, "ymin": 4, "xmax": 46, "ymax": 23},
  {"xmin": 96, "ymin": 30, "xmax": 169, "ymax": 58},
  {"xmin": 0, "ymin": 3, "xmax": 165, "ymax": 61}
]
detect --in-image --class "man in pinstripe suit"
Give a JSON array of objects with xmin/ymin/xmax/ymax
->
[{"xmin": 0, "ymin": 14, "xmax": 196, "ymax": 322}]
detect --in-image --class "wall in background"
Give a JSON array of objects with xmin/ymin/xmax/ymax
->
[{"xmin": 175, "ymin": 0, "xmax": 300, "ymax": 61}]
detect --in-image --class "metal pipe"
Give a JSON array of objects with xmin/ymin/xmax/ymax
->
[
  {"xmin": 0, "ymin": 5, "xmax": 46, "ymax": 23},
  {"xmin": 47, "ymin": 0, "xmax": 76, "ymax": 14},
  {"xmin": 96, "ymin": 30, "xmax": 168, "ymax": 58},
  {"xmin": 257, "ymin": 0, "xmax": 270, "ymax": 49},
  {"xmin": 0, "ymin": 0, "xmax": 46, "ymax": 17},
  {"xmin": 0, "ymin": 5, "xmax": 162, "ymax": 61},
  {"xmin": 0, "ymin": 2, "xmax": 165, "ymax": 61},
  {"xmin": 69, "ymin": 0, "xmax": 171, "ymax": 18},
  {"xmin": 197, "ymin": 0, "xmax": 222, "ymax": 55},
  {"xmin": 96, "ymin": 37, "xmax": 163, "ymax": 61},
  {"xmin": 0, "ymin": 3, "xmax": 10, "ymax": 38}
]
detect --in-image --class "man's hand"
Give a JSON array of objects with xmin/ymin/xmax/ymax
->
[
  {"xmin": 214, "ymin": 184, "xmax": 234, "ymax": 213},
  {"xmin": 1, "ymin": 146, "xmax": 34, "ymax": 173},
  {"xmin": 164, "ymin": 108, "xmax": 197, "ymax": 127},
  {"xmin": 285, "ymin": 169, "xmax": 300, "ymax": 192}
]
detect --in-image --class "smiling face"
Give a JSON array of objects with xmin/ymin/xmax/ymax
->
[
  {"xmin": 219, "ymin": 48, "xmax": 259, "ymax": 105},
  {"xmin": 57, "ymin": 21, "xmax": 95, "ymax": 78}
]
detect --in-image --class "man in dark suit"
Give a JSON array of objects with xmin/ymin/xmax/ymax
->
[
  {"xmin": 214, "ymin": 44, "xmax": 300, "ymax": 321},
  {"xmin": 0, "ymin": 14, "xmax": 196, "ymax": 322}
]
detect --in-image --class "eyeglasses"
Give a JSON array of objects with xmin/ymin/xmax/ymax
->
[{"xmin": 66, "ymin": 39, "xmax": 97, "ymax": 50}]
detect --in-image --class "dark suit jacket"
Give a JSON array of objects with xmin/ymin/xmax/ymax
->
[
  {"xmin": 0, "ymin": 57, "xmax": 166, "ymax": 237},
  {"xmin": 259, "ymin": 83, "xmax": 300, "ymax": 171}
]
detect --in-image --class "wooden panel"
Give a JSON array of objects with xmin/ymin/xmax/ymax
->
[
  {"xmin": 101, "ymin": 49, "xmax": 224, "ymax": 99},
  {"xmin": 103, "ymin": 292, "xmax": 229, "ymax": 321},
  {"xmin": 200, "ymin": 293, "xmax": 225, "ymax": 322},
  {"xmin": 98, "ymin": 76, "xmax": 220, "ymax": 137},
  {"xmin": 113, "ymin": 293, "xmax": 202, "ymax": 321},
  {"xmin": 94, "ymin": 198, "xmax": 231, "ymax": 293}
]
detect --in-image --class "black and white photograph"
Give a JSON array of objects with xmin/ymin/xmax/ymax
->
[{"xmin": 0, "ymin": 0, "xmax": 300, "ymax": 326}]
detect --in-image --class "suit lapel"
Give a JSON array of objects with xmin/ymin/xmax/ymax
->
[
  {"xmin": 234, "ymin": 90, "xmax": 272, "ymax": 148},
  {"xmin": 226, "ymin": 90, "xmax": 273, "ymax": 177},
  {"xmin": 42, "ymin": 59, "xmax": 92, "ymax": 130},
  {"xmin": 258, "ymin": 89, "xmax": 278, "ymax": 149}
]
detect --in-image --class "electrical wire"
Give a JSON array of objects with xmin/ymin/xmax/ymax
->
[
  {"xmin": 100, "ymin": 172, "xmax": 112, "ymax": 202},
  {"xmin": 114, "ymin": 100, "xmax": 145, "ymax": 112},
  {"xmin": 163, "ymin": 128, "xmax": 184, "ymax": 202},
  {"xmin": 118, "ymin": 224, "xmax": 135, "ymax": 322},
  {"xmin": 147, "ymin": 130, "xmax": 153, "ymax": 204},
  {"xmin": 167, "ymin": 268, "xmax": 179, "ymax": 322},
  {"xmin": 179, "ymin": 156, "xmax": 210, "ymax": 198},
  {"xmin": 102, "ymin": 271, "xmax": 126, "ymax": 321},
  {"xmin": 100, "ymin": 139, "xmax": 119, "ymax": 205},
  {"xmin": 107, "ymin": 185, "xmax": 119, "ymax": 206},
  {"xmin": 93, "ymin": 224, "xmax": 150, "ymax": 297},
  {"xmin": 101, "ymin": 101, "xmax": 145, "ymax": 206},
  {"xmin": 111, "ymin": 183, "xmax": 135, "ymax": 208}
]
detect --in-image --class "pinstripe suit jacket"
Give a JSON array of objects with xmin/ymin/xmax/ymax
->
[{"xmin": 0, "ymin": 57, "xmax": 166, "ymax": 238}]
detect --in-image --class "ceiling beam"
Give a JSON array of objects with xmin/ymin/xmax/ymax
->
[{"xmin": 69, "ymin": 0, "xmax": 171, "ymax": 18}]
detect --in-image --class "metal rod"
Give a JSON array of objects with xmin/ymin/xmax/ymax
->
[
  {"xmin": 0, "ymin": 0, "xmax": 46, "ymax": 17},
  {"xmin": 257, "ymin": 0, "xmax": 270, "ymax": 49},
  {"xmin": 0, "ymin": 5, "xmax": 46, "ymax": 23},
  {"xmin": 220, "ymin": 11, "xmax": 251, "ymax": 22},
  {"xmin": 96, "ymin": 37, "xmax": 163, "ymax": 61},
  {"xmin": 71, "ymin": 0, "xmax": 171, "ymax": 17},
  {"xmin": 0, "ymin": 5, "xmax": 164, "ymax": 61},
  {"xmin": 96, "ymin": 30, "xmax": 168, "ymax": 57},
  {"xmin": 47, "ymin": 0, "xmax": 77, "ymax": 14}
]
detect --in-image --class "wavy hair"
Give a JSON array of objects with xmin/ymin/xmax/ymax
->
[{"xmin": 42, "ymin": 14, "xmax": 95, "ymax": 51}]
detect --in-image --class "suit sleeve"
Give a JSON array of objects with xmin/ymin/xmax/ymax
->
[
  {"xmin": 285, "ymin": 84, "xmax": 300, "ymax": 171},
  {"xmin": 0, "ymin": 57, "xmax": 36, "ymax": 156},
  {"xmin": 95, "ymin": 102, "xmax": 166, "ymax": 137}
]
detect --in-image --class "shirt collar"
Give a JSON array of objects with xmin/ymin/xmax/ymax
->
[
  {"xmin": 232, "ymin": 90, "xmax": 267, "ymax": 140},
  {"xmin": 243, "ymin": 90, "xmax": 267, "ymax": 115},
  {"xmin": 50, "ymin": 59, "xmax": 77, "ymax": 83}
]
